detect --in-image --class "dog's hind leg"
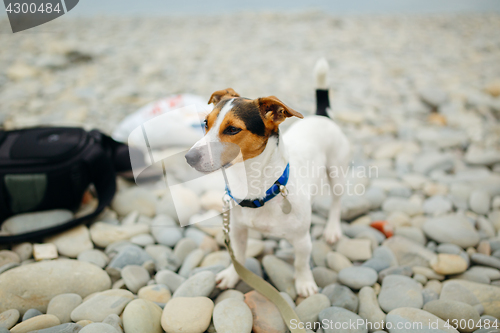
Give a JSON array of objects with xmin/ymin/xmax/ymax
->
[
  {"xmin": 291, "ymin": 232, "xmax": 318, "ymax": 297},
  {"xmin": 216, "ymin": 222, "xmax": 248, "ymax": 289},
  {"xmin": 324, "ymin": 152, "xmax": 349, "ymax": 244}
]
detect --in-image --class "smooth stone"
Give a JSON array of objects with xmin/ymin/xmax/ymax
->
[
  {"xmin": 161, "ymin": 297, "xmax": 213, "ymax": 333},
  {"xmin": 262, "ymin": 255, "xmax": 297, "ymax": 299},
  {"xmin": 22, "ymin": 308, "xmax": 42, "ymax": 321},
  {"xmin": 190, "ymin": 265, "xmax": 226, "ymax": 278},
  {"xmin": 0, "ymin": 309, "xmax": 20, "ymax": 329},
  {"xmin": 423, "ymin": 215, "xmax": 480, "ymax": 249},
  {"xmin": 130, "ymin": 233, "xmax": 155, "ymax": 247},
  {"xmin": 383, "ymin": 236, "xmax": 437, "ymax": 267},
  {"xmin": 172, "ymin": 271, "xmax": 216, "ymax": 298},
  {"xmin": 468, "ymin": 266, "xmax": 500, "ymax": 280},
  {"xmin": 213, "ymin": 298, "xmax": 253, "ymax": 333},
  {"xmin": 111, "ymin": 187, "xmax": 157, "ymax": 217},
  {"xmin": 0, "ymin": 260, "xmax": 111, "ymax": 315},
  {"xmin": 442, "ymin": 280, "xmax": 500, "ymax": 318},
  {"xmin": 378, "ymin": 275, "xmax": 423, "ymax": 313},
  {"xmin": 1, "ymin": 210, "xmax": 73, "ymax": 235},
  {"xmin": 70, "ymin": 289, "xmax": 134, "ymax": 322},
  {"xmin": 295, "ymin": 294, "xmax": 331, "ymax": 328},
  {"xmin": 321, "ymin": 284, "xmax": 359, "ymax": 313},
  {"xmin": 89, "ymin": 222, "xmax": 149, "ymax": 248},
  {"xmin": 77, "ymin": 250, "xmax": 109, "ymax": 268},
  {"xmin": 33, "ymin": 243, "xmax": 58, "ymax": 261},
  {"xmin": 414, "ymin": 273, "xmax": 428, "ymax": 285},
  {"xmin": 28, "ymin": 323, "xmax": 83, "ymax": 333},
  {"xmin": 319, "ymin": 307, "xmax": 367, "ymax": 333},
  {"xmin": 431, "ymin": 254, "xmax": 468, "ymax": 275},
  {"xmin": 312, "ymin": 240, "xmax": 331, "ymax": 267},
  {"xmin": 338, "ymin": 266, "xmax": 378, "ymax": 290},
  {"xmin": 358, "ymin": 287, "xmax": 386, "ymax": 333},
  {"xmin": 108, "ymin": 245, "xmax": 153, "ymax": 269},
  {"xmin": 423, "ymin": 196, "xmax": 453, "ymax": 216},
  {"xmin": 138, "ymin": 284, "xmax": 171, "ymax": 305},
  {"xmin": 122, "ymin": 299, "xmax": 163, "ymax": 333},
  {"xmin": 336, "ymin": 238, "xmax": 372, "ymax": 261},
  {"xmin": 440, "ymin": 281, "xmax": 481, "ymax": 306},
  {"xmin": 386, "ymin": 307, "xmax": 458, "ymax": 333},
  {"xmin": 79, "ymin": 323, "xmax": 119, "ymax": 333},
  {"xmin": 155, "ymin": 270, "xmax": 185, "ymax": 293},
  {"xmin": 201, "ymin": 251, "xmax": 230, "ymax": 268},
  {"xmin": 101, "ymin": 314, "xmax": 122, "ymax": 333},
  {"xmin": 326, "ymin": 251, "xmax": 353, "ymax": 272},
  {"xmin": 151, "ymin": 215, "xmax": 183, "ymax": 247},
  {"xmin": 413, "ymin": 266, "xmax": 445, "ymax": 281},
  {"xmin": 173, "ymin": 238, "xmax": 198, "ymax": 262},
  {"xmin": 121, "ymin": 265, "xmax": 150, "ymax": 293},
  {"xmin": 178, "ymin": 248, "xmax": 205, "ymax": 278},
  {"xmin": 378, "ymin": 266, "xmax": 413, "ymax": 283},
  {"xmin": 44, "ymin": 225, "xmax": 93, "ymax": 258},
  {"xmin": 246, "ymin": 238, "xmax": 265, "ymax": 258},
  {"xmin": 10, "ymin": 314, "xmax": 60, "ymax": 333},
  {"xmin": 363, "ymin": 246, "xmax": 398, "ymax": 272},
  {"xmin": 394, "ymin": 226, "xmax": 427, "ymax": 245},
  {"xmin": 450, "ymin": 183, "xmax": 473, "ymax": 210},
  {"xmin": 0, "ymin": 250, "xmax": 20, "ymax": 266},
  {"xmin": 413, "ymin": 152, "xmax": 454, "ymax": 175},
  {"xmin": 341, "ymin": 195, "xmax": 373, "ymax": 220},
  {"xmin": 419, "ymin": 86, "xmax": 448, "ymax": 107},
  {"xmin": 422, "ymin": 289, "xmax": 439, "ymax": 305},
  {"xmin": 215, "ymin": 289, "xmax": 245, "ymax": 305},
  {"xmin": 47, "ymin": 294, "xmax": 82, "ymax": 324},
  {"xmin": 470, "ymin": 190, "xmax": 491, "ymax": 215},
  {"xmin": 471, "ymin": 254, "xmax": 500, "ymax": 270},
  {"xmin": 244, "ymin": 291, "xmax": 287, "ymax": 333},
  {"xmin": 423, "ymin": 300, "xmax": 480, "ymax": 333},
  {"xmin": 312, "ymin": 266, "xmax": 338, "ymax": 288},
  {"xmin": 382, "ymin": 197, "xmax": 422, "ymax": 216},
  {"xmin": 11, "ymin": 243, "xmax": 32, "ymax": 261}
]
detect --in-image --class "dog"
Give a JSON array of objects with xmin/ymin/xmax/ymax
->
[{"xmin": 185, "ymin": 59, "xmax": 350, "ymax": 297}]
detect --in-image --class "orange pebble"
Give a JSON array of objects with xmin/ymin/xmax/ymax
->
[{"xmin": 370, "ymin": 220, "xmax": 393, "ymax": 238}]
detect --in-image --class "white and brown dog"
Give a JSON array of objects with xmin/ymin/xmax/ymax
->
[{"xmin": 185, "ymin": 60, "xmax": 350, "ymax": 297}]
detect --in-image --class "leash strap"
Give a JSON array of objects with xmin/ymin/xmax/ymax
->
[{"xmin": 222, "ymin": 195, "xmax": 306, "ymax": 333}]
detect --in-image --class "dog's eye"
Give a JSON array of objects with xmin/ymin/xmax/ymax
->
[
  {"xmin": 204, "ymin": 119, "xmax": 208, "ymax": 130},
  {"xmin": 224, "ymin": 126, "xmax": 242, "ymax": 135}
]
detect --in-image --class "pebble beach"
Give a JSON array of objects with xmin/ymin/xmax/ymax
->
[{"xmin": 1, "ymin": 11, "xmax": 500, "ymax": 333}]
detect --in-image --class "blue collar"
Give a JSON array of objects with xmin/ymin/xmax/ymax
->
[{"xmin": 226, "ymin": 163, "xmax": 290, "ymax": 208}]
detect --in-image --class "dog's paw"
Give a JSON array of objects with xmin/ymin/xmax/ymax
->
[
  {"xmin": 215, "ymin": 266, "xmax": 240, "ymax": 290},
  {"xmin": 324, "ymin": 223, "xmax": 342, "ymax": 244},
  {"xmin": 295, "ymin": 276, "xmax": 318, "ymax": 298}
]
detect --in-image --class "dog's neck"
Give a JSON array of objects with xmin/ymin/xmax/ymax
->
[{"xmin": 225, "ymin": 133, "xmax": 288, "ymax": 200}]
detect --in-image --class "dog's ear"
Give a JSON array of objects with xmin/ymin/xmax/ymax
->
[
  {"xmin": 208, "ymin": 88, "xmax": 240, "ymax": 105},
  {"xmin": 258, "ymin": 96, "xmax": 304, "ymax": 126}
]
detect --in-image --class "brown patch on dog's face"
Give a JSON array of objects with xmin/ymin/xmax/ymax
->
[{"xmin": 201, "ymin": 90, "xmax": 304, "ymax": 162}]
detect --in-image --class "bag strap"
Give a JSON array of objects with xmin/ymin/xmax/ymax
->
[{"xmin": 0, "ymin": 131, "xmax": 117, "ymax": 244}]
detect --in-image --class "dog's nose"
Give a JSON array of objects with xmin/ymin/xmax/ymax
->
[{"xmin": 185, "ymin": 149, "xmax": 201, "ymax": 167}]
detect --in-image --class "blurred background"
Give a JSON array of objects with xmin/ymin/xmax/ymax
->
[{"xmin": 0, "ymin": 1, "xmax": 499, "ymax": 142}]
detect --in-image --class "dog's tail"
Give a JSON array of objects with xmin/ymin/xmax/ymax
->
[{"xmin": 315, "ymin": 58, "xmax": 330, "ymax": 118}]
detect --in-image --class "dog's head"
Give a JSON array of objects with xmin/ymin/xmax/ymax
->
[{"xmin": 185, "ymin": 88, "xmax": 303, "ymax": 173}]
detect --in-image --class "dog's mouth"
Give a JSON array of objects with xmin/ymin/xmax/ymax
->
[{"xmin": 185, "ymin": 142, "xmax": 241, "ymax": 173}]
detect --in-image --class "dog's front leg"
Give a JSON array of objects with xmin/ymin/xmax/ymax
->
[
  {"xmin": 291, "ymin": 234, "xmax": 318, "ymax": 297},
  {"xmin": 216, "ymin": 222, "xmax": 248, "ymax": 289}
]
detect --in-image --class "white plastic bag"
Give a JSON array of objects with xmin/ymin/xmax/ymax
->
[{"xmin": 112, "ymin": 94, "xmax": 213, "ymax": 149}]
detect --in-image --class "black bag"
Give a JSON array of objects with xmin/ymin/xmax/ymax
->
[{"xmin": 0, "ymin": 127, "xmax": 135, "ymax": 244}]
